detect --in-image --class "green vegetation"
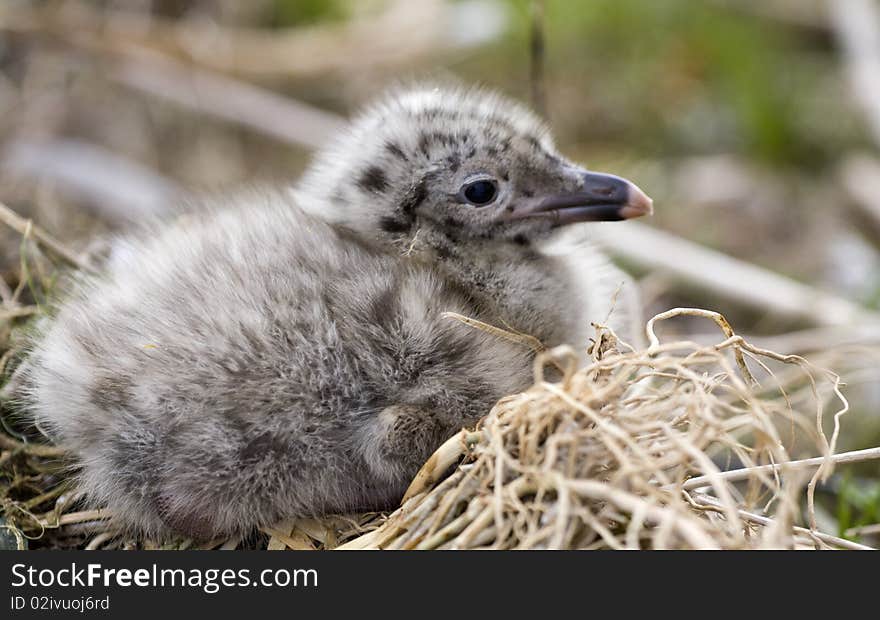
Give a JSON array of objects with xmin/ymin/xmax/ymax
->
[
  {"xmin": 458, "ymin": 0, "xmax": 868, "ymax": 167},
  {"xmin": 837, "ymin": 472, "xmax": 880, "ymax": 541},
  {"xmin": 267, "ymin": 0, "xmax": 346, "ymax": 28}
]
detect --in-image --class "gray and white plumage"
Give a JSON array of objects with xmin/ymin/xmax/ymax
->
[{"xmin": 16, "ymin": 85, "xmax": 652, "ymax": 540}]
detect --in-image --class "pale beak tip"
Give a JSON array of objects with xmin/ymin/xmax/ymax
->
[{"xmin": 620, "ymin": 185, "xmax": 653, "ymax": 219}]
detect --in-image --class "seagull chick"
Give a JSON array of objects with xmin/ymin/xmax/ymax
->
[{"xmin": 17, "ymin": 86, "xmax": 652, "ymax": 540}]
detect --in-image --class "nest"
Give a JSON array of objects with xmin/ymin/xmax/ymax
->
[
  {"xmin": 331, "ymin": 308, "xmax": 867, "ymax": 550},
  {"xmin": 1, "ymin": 302, "xmax": 877, "ymax": 550}
]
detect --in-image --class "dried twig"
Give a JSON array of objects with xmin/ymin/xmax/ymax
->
[
  {"xmin": 690, "ymin": 492, "xmax": 874, "ymax": 551},
  {"xmin": 592, "ymin": 221, "xmax": 880, "ymax": 327},
  {"xmin": 0, "ymin": 201, "xmax": 95, "ymax": 273},
  {"xmin": 0, "ymin": 432, "xmax": 66, "ymax": 458},
  {"xmin": 39, "ymin": 509, "xmax": 111, "ymax": 528},
  {"xmin": 442, "ymin": 312, "xmax": 546, "ymax": 353},
  {"xmin": 680, "ymin": 446, "xmax": 880, "ymax": 491},
  {"xmin": 646, "ymin": 307, "xmax": 756, "ymax": 384}
]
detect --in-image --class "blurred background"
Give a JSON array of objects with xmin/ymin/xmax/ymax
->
[{"xmin": 1, "ymin": 0, "xmax": 879, "ymax": 544}]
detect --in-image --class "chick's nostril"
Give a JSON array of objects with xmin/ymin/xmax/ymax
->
[{"xmin": 580, "ymin": 171, "xmax": 631, "ymax": 201}]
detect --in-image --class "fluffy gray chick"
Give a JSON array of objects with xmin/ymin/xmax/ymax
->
[{"xmin": 18, "ymin": 86, "xmax": 652, "ymax": 540}]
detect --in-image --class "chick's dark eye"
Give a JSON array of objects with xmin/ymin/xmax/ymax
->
[{"xmin": 463, "ymin": 180, "xmax": 498, "ymax": 205}]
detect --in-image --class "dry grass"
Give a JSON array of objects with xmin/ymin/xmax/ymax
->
[{"xmin": 332, "ymin": 311, "xmax": 878, "ymax": 550}]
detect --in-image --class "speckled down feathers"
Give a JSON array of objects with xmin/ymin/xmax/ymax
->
[{"xmin": 17, "ymin": 86, "xmax": 642, "ymax": 539}]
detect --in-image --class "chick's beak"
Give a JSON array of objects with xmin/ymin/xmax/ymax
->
[{"xmin": 508, "ymin": 171, "xmax": 653, "ymax": 225}]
